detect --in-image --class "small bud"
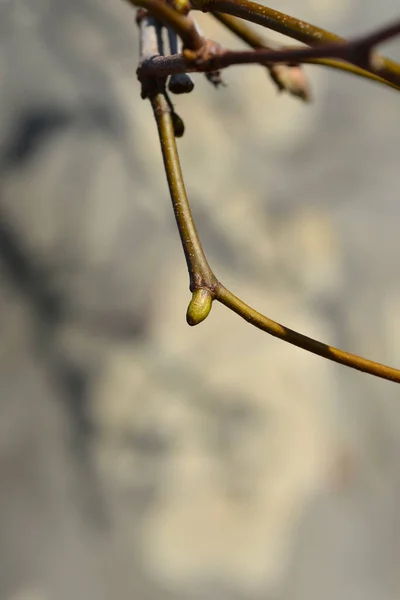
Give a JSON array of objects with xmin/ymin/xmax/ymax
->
[
  {"xmin": 171, "ymin": 110, "xmax": 185, "ymax": 137},
  {"xmin": 268, "ymin": 65, "xmax": 312, "ymax": 102},
  {"xmin": 169, "ymin": 73, "xmax": 195, "ymax": 94},
  {"xmin": 186, "ymin": 288, "xmax": 212, "ymax": 326}
]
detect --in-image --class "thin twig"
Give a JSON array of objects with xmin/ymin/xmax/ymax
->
[
  {"xmin": 212, "ymin": 12, "xmax": 400, "ymax": 93},
  {"xmin": 216, "ymin": 285, "xmax": 400, "ymax": 383},
  {"xmin": 150, "ymin": 92, "xmax": 215, "ymax": 292}
]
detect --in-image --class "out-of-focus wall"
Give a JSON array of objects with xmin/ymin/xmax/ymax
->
[{"xmin": 0, "ymin": 1, "xmax": 399, "ymax": 599}]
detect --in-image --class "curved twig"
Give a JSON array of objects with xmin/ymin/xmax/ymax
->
[
  {"xmin": 150, "ymin": 92, "xmax": 216, "ymax": 294},
  {"xmin": 216, "ymin": 285, "xmax": 400, "ymax": 383},
  {"xmin": 151, "ymin": 90, "xmax": 400, "ymax": 383}
]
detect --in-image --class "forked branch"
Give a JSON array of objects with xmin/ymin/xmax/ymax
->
[
  {"xmin": 131, "ymin": 0, "xmax": 400, "ymax": 91},
  {"xmin": 131, "ymin": 0, "xmax": 400, "ymax": 383}
]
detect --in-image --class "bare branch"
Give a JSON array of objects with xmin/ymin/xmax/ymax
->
[
  {"xmin": 211, "ymin": 12, "xmax": 400, "ymax": 93},
  {"xmin": 216, "ymin": 285, "xmax": 400, "ymax": 384},
  {"xmin": 150, "ymin": 92, "xmax": 216, "ymax": 291}
]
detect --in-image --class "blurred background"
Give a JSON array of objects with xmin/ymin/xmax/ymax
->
[{"xmin": 0, "ymin": 0, "xmax": 400, "ymax": 599}]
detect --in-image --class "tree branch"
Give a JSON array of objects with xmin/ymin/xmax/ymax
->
[
  {"xmin": 138, "ymin": 19, "xmax": 400, "ymax": 90},
  {"xmin": 150, "ymin": 92, "xmax": 216, "ymax": 296},
  {"xmin": 132, "ymin": 0, "xmax": 400, "ymax": 382}
]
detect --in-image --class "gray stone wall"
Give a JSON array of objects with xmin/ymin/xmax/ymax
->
[{"xmin": 0, "ymin": 1, "xmax": 400, "ymax": 599}]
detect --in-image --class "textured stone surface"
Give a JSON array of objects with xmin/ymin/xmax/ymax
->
[{"xmin": 0, "ymin": 1, "xmax": 400, "ymax": 599}]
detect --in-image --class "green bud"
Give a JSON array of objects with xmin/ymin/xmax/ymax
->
[{"xmin": 186, "ymin": 288, "xmax": 212, "ymax": 326}]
